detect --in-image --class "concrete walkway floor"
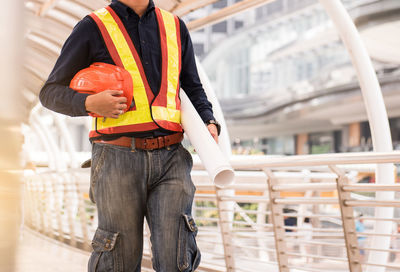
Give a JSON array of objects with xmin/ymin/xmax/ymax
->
[{"xmin": 15, "ymin": 228, "xmax": 89, "ymax": 272}]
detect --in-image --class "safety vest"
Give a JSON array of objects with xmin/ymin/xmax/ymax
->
[{"xmin": 89, "ymin": 6, "xmax": 182, "ymax": 138}]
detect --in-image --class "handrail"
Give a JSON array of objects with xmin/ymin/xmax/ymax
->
[
  {"xmin": 198, "ymin": 151, "xmax": 400, "ymax": 169},
  {"xmin": 22, "ymin": 151, "xmax": 400, "ymax": 272}
]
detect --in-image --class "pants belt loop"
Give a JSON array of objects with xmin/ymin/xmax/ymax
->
[{"xmin": 130, "ymin": 137, "xmax": 136, "ymax": 152}]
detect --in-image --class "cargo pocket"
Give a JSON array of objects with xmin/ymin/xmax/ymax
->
[
  {"xmin": 177, "ymin": 214, "xmax": 201, "ymax": 272},
  {"xmin": 88, "ymin": 228, "xmax": 122, "ymax": 272}
]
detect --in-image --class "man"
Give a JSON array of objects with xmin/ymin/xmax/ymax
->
[{"xmin": 39, "ymin": 0, "xmax": 220, "ymax": 271}]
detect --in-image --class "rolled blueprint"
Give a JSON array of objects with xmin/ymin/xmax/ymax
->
[{"xmin": 180, "ymin": 91, "xmax": 235, "ymax": 187}]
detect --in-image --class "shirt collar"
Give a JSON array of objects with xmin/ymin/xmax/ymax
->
[{"xmin": 111, "ymin": 0, "xmax": 155, "ymax": 18}]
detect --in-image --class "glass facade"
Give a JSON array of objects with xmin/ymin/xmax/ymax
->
[{"xmin": 202, "ymin": 1, "xmax": 357, "ymax": 99}]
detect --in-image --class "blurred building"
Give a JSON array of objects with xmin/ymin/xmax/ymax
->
[
  {"xmin": 184, "ymin": 0, "xmax": 251, "ymax": 58},
  {"xmin": 194, "ymin": 0, "xmax": 400, "ymax": 155}
]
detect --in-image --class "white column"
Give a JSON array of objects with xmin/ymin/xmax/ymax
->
[
  {"xmin": 318, "ymin": 1, "xmax": 394, "ymax": 271},
  {"xmin": 0, "ymin": 0, "xmax": 24, "ymax": 270}
]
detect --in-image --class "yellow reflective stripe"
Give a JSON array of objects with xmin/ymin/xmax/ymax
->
[
  {"xmin": 91, "ymin": 118, "xmax": 96, "ymax": 130},
  {"xmin": 94, "ymin": 110, "xmax": 153, "ymax": 130},
  {"xmin": 152, "ymin": 106, "xmax": 181, "ymax": 123},
  {"xmin": 93, "ymin": 9, "xmax": 152, "ymax": 130},
  {"xmin": 159, "ymin": 9, "xmax": 179, "ymax": 111}
]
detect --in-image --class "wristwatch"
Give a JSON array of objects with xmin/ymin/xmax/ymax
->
[{"xmin": 205, "ymin": 119, "xmax": 221, "ymax": 136}]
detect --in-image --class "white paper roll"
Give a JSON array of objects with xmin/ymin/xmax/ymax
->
[{"xmin": 180, "ymin": 91, "xmax": 235, "ymax": 187}]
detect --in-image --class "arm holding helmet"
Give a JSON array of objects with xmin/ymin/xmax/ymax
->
[{"xmin": 39, "ymin": 17, "xmax": 125, "ymax": 118}]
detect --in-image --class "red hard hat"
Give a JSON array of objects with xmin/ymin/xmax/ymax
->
[{"xmin": 70, "ymin": 62, "xmax": 133, "ymax": 117}]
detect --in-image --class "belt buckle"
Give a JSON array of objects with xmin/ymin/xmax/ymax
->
[{"xmin": 130, "ymin": 137, "xmax": 136, "ymax": 152}]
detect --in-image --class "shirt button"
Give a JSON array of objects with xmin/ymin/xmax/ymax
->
[
  {"xmin": 142, "ymin": 40, "xmax": 145, "ymax": 44},
  {"xmin": 145, "ymin": 61, "xmax": 149, "ymax": 65}
]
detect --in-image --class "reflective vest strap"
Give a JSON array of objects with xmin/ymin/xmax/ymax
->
[
  {"xmin": 162, "ymin": 9, "xmax": 180, "ymax": 111},
  {"xmin": 89, "ymin": 10, "xmax": 124, "ymax": 67},
  {"xmin": 105, "ymin": 6, "xmax": 154, "ymax": 102},
  {"xmin": 174, "ymin": 16, "xmax": 182, "ymax": 110},
  {"xmin": 154, "ymin": 8, "xmax": 168, "ymax": 107},
  {"xmin": 153, "ymin": 8, "xmax": 181, "ymax": 110}
]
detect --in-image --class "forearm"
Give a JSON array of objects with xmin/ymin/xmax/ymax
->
[
  {"xmin": 182, "ymin": 86, "xmax": 214, "ymax": 123},
  {"xmin": 179, "ymin": 19, "xmax": 215, "ymax": 123},
  {"xmin": 39, "ymin": 83, "xmax": 90, "ymax": 116}
]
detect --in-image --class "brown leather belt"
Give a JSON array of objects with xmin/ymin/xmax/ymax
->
[{"xmin": 93, "ymin": 132, "xmax": 183, "ymax": 150}]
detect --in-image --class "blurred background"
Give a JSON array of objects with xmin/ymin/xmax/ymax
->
[{"xmin": 2, "ymin": 0, "xmax": 400, "ymax": 271}]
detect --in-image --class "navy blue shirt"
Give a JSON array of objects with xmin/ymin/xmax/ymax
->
[{"xmin": 39, "ymin": 0, "xmax": 215, "ymax": 139}]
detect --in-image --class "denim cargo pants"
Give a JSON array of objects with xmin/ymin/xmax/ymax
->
[{"xmin": 88, "ymin": 142, "xmax": 201, "ymax": 272}]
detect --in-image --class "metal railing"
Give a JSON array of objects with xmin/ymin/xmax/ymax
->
[{"xmin": 23, "ymin": 151, "xmax": 400, "ymax": 271}]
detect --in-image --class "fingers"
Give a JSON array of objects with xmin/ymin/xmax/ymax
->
[
  {"xmin": 117, "ymin": 104, "xmax": 127, "ymax": 110},
  {"xmin": 115, "ymin": 96, "xmax": 127, "ymax": 103},
  {"xmin": 111, "ymin": 109, "xmax": 123, "ymax": 119},
  {"xmin": 106, "ymin": 89, "xmax": 123, "ymax": 96},
  {"xmin": 207, "ymin": 124, "xmax": 219, "ymax": 143},
  {"xmin": 86, "ymin": 90, "xmax": 130, "ymax": 118}
]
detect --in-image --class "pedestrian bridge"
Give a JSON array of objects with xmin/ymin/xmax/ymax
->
[
  {"xmin": 22, "ymin": 151, "xmax": 400, "ymax": 271},
  {"xmin": 4, "ymin": 0, "xmax": 400, "ymax": 271}
]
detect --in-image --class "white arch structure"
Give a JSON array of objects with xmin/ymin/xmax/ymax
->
[{"xmin": 318, "ymin": 1, "xmax": 393, "ymax": 271}]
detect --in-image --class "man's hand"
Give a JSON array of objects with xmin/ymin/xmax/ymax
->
[
  {"xmin": 207, "ymin": 124, "xmax": 219, "ymax": 143},
  {"xmin": 85, "ymin": 90, "xmax": 127, "ymax": 118}
]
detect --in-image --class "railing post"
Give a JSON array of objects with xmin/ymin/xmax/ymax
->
[
  {"xmin": 329, "ymin": 165, "xmax": 362, "ymax": 272},
  {"xmin": 44, "ymin": 178, "xmax": 55, "ymax": 239},
  {"xmin": 311, "ymin": 189, "xmax": 322, "ymax": 263},
  {"xmin": 256, "ymin": 191, "xmax": 271, "ymax": 261},
  {"xmin": 264, "ymin": 168, "xmax": 289, "ymax": 272},
  {"xmin": 73, "ymin": 173, "xmax": 90, "ymax": 250},
  {"xmin": 53, "ymin": 173, "xmax": 65, "ymax": 243},
  {"xmin": 216, "ymin": 188, "xmax": 236, "ymax": 271},
  {"xmin": 63, "ymin": 174, "xmax": 77, "ymax": 247}
]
